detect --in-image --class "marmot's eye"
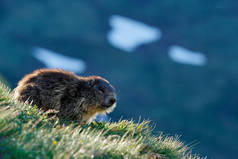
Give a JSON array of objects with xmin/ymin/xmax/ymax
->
[
  {"xmin": 98, "ymin": 88, "xmax": 104, "ymax": 94},
  {"xmin": 93, "ymin": 85, "xmax": 104, "ymax": 94}
]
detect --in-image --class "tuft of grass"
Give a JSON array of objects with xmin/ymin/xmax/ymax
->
[
  {"xmin": 0, "ymin": 82, "xmax": 204, "ymax": 159},
  {"xmin": 0, "ymin": 74, "xmax": 9, "ymax": 87}
]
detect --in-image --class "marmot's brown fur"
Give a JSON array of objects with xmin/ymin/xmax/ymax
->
[{"xmin": 14, "ymin": 69, "xmax": 117, "ymax": 123}]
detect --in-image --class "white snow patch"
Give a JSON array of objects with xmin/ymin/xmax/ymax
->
[
  {"xmin": 96, "ymin": 114, "xmax": 109, "ymax": 122},
  {"xmin": 168, "ymin": 45, "xmax": 207, "ymax": 66},
  {"xmin": 33, "ymin": 47, "xmax": 86, "ymax": 73},
  {"xmin": 107, "ymin": 15, "xmax": 162, "ymax": 52}
]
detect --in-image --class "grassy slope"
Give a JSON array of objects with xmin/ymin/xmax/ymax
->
[
  {"xmin": 0, "ymin": 74, "xmax": 9, "ymax": 87},
  {"xmin": 0, "ymin": 83, "xmax": 203, "ymax": 159}
]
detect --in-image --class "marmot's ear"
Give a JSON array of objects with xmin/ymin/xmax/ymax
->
[{"xmin": 88, "ymin": 79, "xmax": 95, "ymax": 87}]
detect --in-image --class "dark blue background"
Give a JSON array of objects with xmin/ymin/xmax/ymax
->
[{"xmin": 0, "ymin": 1, "xmax": 238, "ymax": 158}]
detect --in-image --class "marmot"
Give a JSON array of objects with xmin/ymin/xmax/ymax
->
[{"xmin": 14, "ymin": 68, "xmax": 117, "ymax": 123}]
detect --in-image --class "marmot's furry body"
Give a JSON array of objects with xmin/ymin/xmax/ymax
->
[{"xmin": 14, "ymin": 69, "xmax": 116, "ymax": 123}]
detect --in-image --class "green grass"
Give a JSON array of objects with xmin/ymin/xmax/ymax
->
[
  {"xmin": 0, "ymin": 82, "xmax": 203, "ymax": 159},
  {"xmin": 0, "ymin": 74, "xmax": 9, "ymax": 87}
]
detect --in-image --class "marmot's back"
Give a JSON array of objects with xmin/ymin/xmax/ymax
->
[{"xmin": 14, "ymin": 69, "xmax": 117, "ymax": 123}]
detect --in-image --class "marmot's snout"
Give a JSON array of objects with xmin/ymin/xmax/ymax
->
[{"xmin": 103, "ymin": 96, "xmax": 116, "ymax": 108}]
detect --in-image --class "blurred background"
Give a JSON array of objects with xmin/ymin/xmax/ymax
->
[{"xmin": 0, "ymin": 1, "xmax": 238, "ymax": 158}]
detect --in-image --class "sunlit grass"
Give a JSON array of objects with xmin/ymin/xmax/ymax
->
[{"xmin": 0, "ymin": 82, "xmax": 204, "ymax": 159}]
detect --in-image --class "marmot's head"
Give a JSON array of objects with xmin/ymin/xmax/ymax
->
[{"xmin": 75, "ymin": 76, "xmax": 117, "ymax": 116}]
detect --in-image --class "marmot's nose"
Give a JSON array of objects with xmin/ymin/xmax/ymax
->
[{"xmin": 103, "ymin": 96, "xmax": 116, "ymax": 107}]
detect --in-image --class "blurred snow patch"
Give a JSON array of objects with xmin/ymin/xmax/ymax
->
[
  {"xmin": 108, "ymin": 15, "xmax": 162, "ymax": 52},
  {"xmin": 96, "ymin": 114, "xmax": 109, "ymax": 122},
  {"xmin": 168, "ymin": 45, "xmax": 207, "ymax": 66},
  {"xmin": 33, "ymin": 47, "xmax": 86, "ymax": 73}
]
